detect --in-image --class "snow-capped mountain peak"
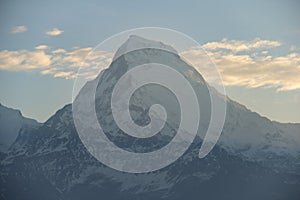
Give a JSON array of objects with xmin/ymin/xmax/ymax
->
[
  {"xmin": 1, "ymin": 36, "xmax": 300, "ymax": 200},
  {"xmin": 113, "ymin": 35, "xmax": 177, "ymax": 61}
]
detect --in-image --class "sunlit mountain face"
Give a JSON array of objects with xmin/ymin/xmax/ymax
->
[{"xmin": 0, "ymin": 37, "xmax": 300, "ymax": 200}]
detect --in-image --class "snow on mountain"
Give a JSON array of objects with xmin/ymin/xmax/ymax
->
[
  {"xmin": 0, "ymin": 103, "xmax": 40, "ymax": 152},
  {"xmin": 273, "ymin": 121, "xmax": 300, "ymax": 145},
  {"xmin": 0, "ymin": 36, "xmax": 300, "ymax": 200},
  {"xmin": 219, "ymin": 99, "xmax": 300, "ymax": 172},
  {"xmin": 103, "ymin": 35, "xmax": 300, "ymax": 167},
  {"xmin": 113, "ymin": 35, "xmax": 177, "ymax": 61}
]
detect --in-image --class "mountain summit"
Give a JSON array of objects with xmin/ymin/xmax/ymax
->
[{"xmin": 113, "ymin": 35, "xmax": 177, "ymax": 61}]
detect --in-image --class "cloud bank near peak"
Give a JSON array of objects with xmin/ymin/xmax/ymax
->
[
  {"xmin": 0, "ymin": 46, "xmax": 112, "ymax": 80},
  {"xmin": 203, "ymin": 38, "xmax": 282, "ymax": 52},
  {"xmin": 181, "ymin": 38, "xmax": 300, "ymax": 91},
  {"xmin": 0, "ymin": 38, "xmax": 299, "ymax": 91}
]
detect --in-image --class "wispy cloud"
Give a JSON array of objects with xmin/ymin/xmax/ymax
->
[
  {"xmin": 46, "ymin": 28, "xmax": 64, "ymax": 36},
  {"xmin": 0, "ymin": 38, "xmax": 299, "ymax": 91},
  {"xmin": 0, "ymin": 47, "xmax": 113, "ymax": 79},
  {"xmin": 203, "ymin": 38, "xmax": 281, "ymax": 52},
  {"xmin": 11, "ymin": 25, "xmax": 27, "ymax": 34},
  {"xmin": 35, "ymin": 45, "xmax": 49, "ymax": 50},
  {"xmin": 63, "ymin": 47, "xmax": 93, "ymax": 65},
  {"xmin": 53, "ymin": 71, "xmax": 76, "ymax": 79},
  {"xmin": 52, "ymin": 48, "xmax": 66, "ymax": 54},
  {"xmin": 181, "ymin": 38, "xmax": 300, "ymax": 91},
  {"xmin": 0, "ymin": 50, "xmax": 51, "ymax": 71}
]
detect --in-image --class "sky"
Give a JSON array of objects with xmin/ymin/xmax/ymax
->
[{"xmin": 0, "ymin": 0, "xmax": 299, "ymax": 123}]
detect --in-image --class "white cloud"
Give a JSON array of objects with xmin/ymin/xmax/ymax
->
[
  {"xmin": 0, "ymin": 47, "xmax": 113, "ymax": 79},
  {"xmin": 181, "ymin": 38, "xmax": 300, "ymax": 91},
  {"xmin": 203, "ymin": 38, "xmax": 281, "ymax": 52},
  {"xmin": 11, "ymin": 25, "xmax": 27, "ymax": 34},
  {"xmin": 0, "ymin": 50, "xmax": 51, "ymax": 71},
  {"xmin": 35, "ymin": 45, "xmax": 49, "ymax": 50},
  {"xmin": 63, "ymin": 47, "xmax": 93, "ymax": 64},
  {"xmin": 211, "ymin": 52, "xmax": 300, "ymax": 91},
  {"xmin": 46, "ymin": 28, "xmax": 64, "ymax": 36},
  {"xmin": 52, "ymin": 48, "xmax": 66, "ymax": 54},
  {"xmin": 54, "ymin": 71, "xmax": 76, "ymax": 79},
  {"xmin": 41, "ymin": 68, "xmax": 57, "ymax": 75},
  {"xmin": 1, "ymin": 37, "xmax": 298, "ymax": 90}
]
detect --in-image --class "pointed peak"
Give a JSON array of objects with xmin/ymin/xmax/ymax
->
[
  {"xmin": 127, "ymin": 34, "xmax": 148, "ymax": 41},
  {"xmin": 113, "ymin": 35, "xmax": 177, "ymax": 61}
]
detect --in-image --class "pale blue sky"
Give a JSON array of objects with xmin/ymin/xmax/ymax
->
[{"xmin": 0, "ymin": 0, "xmax": 299, "ymax": 122}]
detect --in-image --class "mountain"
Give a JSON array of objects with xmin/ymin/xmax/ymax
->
[
  {"xmin": 0, "ymin": 36, "xmax": 300, "ymax": 200},
  {"xmin": 0, "ymin": 103, "xmax": 40, "ymax": 153}
]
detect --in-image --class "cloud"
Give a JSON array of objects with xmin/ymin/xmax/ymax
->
[
  {"xmin": 46, "ymin": 28, "xmax": 64, "ymax": 36},
  {"xmin": 52, "ymin": 48, "xmax": 66, "ymax": 54},
  {"xmin": 0, "ymin": 50, "xmax": 51, "ymax": 71},
  {"xmin": 203, "ymin": 38, "xmax": 281, "ymax": 52},
  {"xmin": 53, "ymin": 71, "xmax": 76, "ymax": 79},
  {"xmin": 41, "ymin": 68, "xmax": 57, "ymax": 75},
  {"xmin": 35, "ymin": 45, "xmax": 49, "ymax": 50},
  {"xmin": 181, "ymin": 38, "xmax": 300, "ymax": 91},
  {"xmin": 63, "ymin": 47, "xmax": 93, "ymax": 64},
  {"xmin": 210, "ymin": 52, "xmax": 300, "ymax": 91},
  {"xmin": 0, "ymin": 47, "xmax": 113, "ymax": 79},
  {"xmin": 11, "ymin": 25, "xmax": 27, "ymax": 34},
  {"xmin": 1, "ymin": 37, "xmax": 298, "ymax": 91}
]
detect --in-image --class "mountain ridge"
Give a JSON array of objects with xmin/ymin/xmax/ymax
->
[{"xmin": 0, "ymin": 103, "xmax": 41, "ymax": 153}]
